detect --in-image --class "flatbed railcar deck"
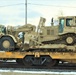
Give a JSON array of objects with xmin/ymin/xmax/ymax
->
[
  {"xmin": 0, "ymin": 49, "xmax": 76, "ymax": 68},
  {"xmin": 0, "ymin": 51, "xmax": 75, "ymax": 59}
]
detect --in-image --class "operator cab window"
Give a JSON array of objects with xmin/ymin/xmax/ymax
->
[
  {"xmin": 59, "ymin": 18, "xmax": 64, "ymax": 33},
  {"xmin": 66, "ymin": 18, "xmax": 73, "ymax": 26}
]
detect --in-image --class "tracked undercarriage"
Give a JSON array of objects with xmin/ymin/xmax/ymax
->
[{"xmin": 42, "ymin": 33, "xmax": 76, "ymax": 45}]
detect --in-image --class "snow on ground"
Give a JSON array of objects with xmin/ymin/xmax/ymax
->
[{"xmin": 0, "ymin": 70, "xmax": 75, "ymax": 75}]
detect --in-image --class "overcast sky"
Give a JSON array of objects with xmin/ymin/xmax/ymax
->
[{"xmin": 0, "ymin": 0, "xmax": 76, "ymax": 26}]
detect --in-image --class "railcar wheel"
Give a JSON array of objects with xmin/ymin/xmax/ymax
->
[
  {"xmin": 0, "ymin": 36, "xmax": 15, "ymax": 51},
  {"xmin": 44, "ymin": 59, "xmax": 59, "ymax": 68},
  {"xmin": 16, "ymin": 59, "xmax": 24, "ymax": 65},
  {"xmin": 22, "ymin": 56, "xmax": 33, "ymax": 68},
  {"xmin": 22, "ymin": 55, "xmax": 59, "ymax": 68}
]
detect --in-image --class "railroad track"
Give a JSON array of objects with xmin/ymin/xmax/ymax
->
[{"xmin": 0, "ymin": 61, "xmax": 76, "ymax": 71}]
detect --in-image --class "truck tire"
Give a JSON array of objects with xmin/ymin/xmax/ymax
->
[{"xmin": 0, "ymin": 36, "xmax": 15, "ymax": 51}]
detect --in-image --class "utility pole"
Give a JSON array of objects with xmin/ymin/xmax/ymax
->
[{"xmin": 25, "ymin": 0, "xmax": 27, "ymax": 25}]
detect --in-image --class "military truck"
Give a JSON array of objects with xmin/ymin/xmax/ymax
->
[{"xmin": 0, "ymin": 24, "xmax": 36, "ymax": 51}]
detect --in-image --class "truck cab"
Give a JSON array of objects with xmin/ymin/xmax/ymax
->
[{"xmin": 0, "ymin": 25, "xmax": 6, "ymax": 34}]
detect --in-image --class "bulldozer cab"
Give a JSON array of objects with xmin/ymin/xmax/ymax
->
[{"xmin": 59, "ymin": 16, "xmax": 76, "ymax": 33}]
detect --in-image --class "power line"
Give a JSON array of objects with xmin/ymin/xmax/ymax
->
[
  {"xmin": 0, "ymin": 2, "xmax": 76, "ymax": 9},
  {"xmin": 27, "ymin": 3, "xmax": 76, "ymax": 8},
  {"xmin": 0, "ymin": 3, "xmax": 24, "ymax": 7}
]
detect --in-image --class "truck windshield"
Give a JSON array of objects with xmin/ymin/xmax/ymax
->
[
  {"xmin": 0, "ymin": 26, "xmax": 6, "ymax": 34},
  {"xmin": 59, "ymin": 18, "xmax": 64, "ymax": 33}
]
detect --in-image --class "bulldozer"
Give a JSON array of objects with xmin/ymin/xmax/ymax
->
[
  {"xmin": 40, "ymin": 16, "xmax": 76, "ymax": 45},
  {"xmin": 30, "ymin": 16, "xmax": 76, "ymax": 52}
]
